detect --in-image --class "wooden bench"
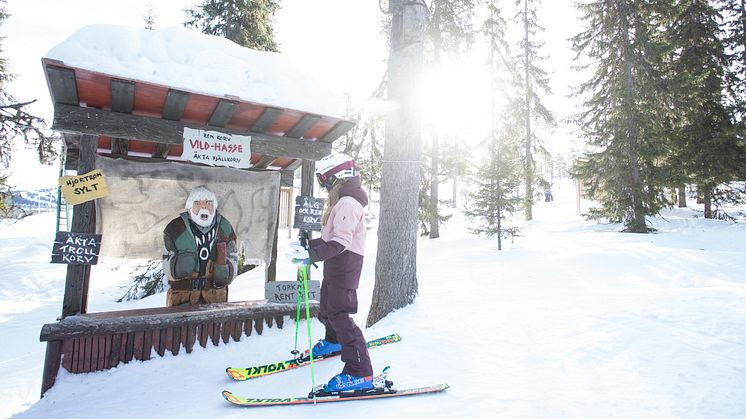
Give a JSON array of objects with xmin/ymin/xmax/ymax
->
[{"xmin": 39, "ymin": 300, "xmax": 318, "ymax": 394}]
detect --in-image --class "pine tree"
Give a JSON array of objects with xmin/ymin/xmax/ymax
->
[
  {"xmin": 143, "ymin": 1, "xmax": 157, "ymax": 30},
  {"xmin": 571, "ymin": 1, "xmax": 671, "ymax": 232},
  {"xmin": 184, "ymin": 0, "xmax": 280, "ymax": 51},
  {"xmin": 423, "ymin": 0, "xmax": 476, "ymax": 238},
  {"xmin": 718, "ymin": 0, "xmax": 746, "ymax": 118},
  {"xmin": 465, "ymin": 1, "xmax": 522, "ymax": 250},
  {"xmin": 0, "ymin": 0, "xmax": 58, "ymax": 210},
  {"xmin": 515, "ymin": 0, "xmax": 556, "ymax": 221},
  {"xmin": 666, "ymin": 0, "xmax": 745, "ymax": 219}
]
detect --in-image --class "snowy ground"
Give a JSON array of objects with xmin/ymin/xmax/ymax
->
[{"xmin": 2, "ymin": 180, "xmax": 746, "ymax": 418}]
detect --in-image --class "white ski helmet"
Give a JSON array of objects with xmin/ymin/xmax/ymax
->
[{"xmin": 315, "ymin": 153, "xmax": 356, "ymax": 189}]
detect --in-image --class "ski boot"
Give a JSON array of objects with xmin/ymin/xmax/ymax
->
[{"xmin": 308, "ymin": 339, "xmax": 342, "ymax": 358}]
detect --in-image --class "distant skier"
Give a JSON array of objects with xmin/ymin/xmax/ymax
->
[
  {"xmin": 288, "ymin": 153, "xmax": 374, "ymax": 392},
  {"xmin": 545, "ymin": 189, "xmax": 554, "ymax": 202}
]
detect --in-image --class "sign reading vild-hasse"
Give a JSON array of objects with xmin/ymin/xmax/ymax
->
[
  {"xmin": 182, "ymin": 127, "xmax": 252, "ymax": 168},
  {"xmin": 51, "ymin": 231, "xmax": 102, "ymax": 265}
]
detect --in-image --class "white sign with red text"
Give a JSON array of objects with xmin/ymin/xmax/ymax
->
[{"xmin": 182, "ymin": 128, "xmax": 252, "ymax": 168}]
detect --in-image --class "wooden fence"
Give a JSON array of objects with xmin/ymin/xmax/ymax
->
[{"xmin": 39, "ymin": 300, "xmax": 318, "ymax": 394}]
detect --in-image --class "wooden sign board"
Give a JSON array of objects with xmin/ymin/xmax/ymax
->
[
  {"xmin": 293, "ymin": 196, "xmax": 325, "ymax": 231},
  {"xmin": 182, "ymin": 127, "xmax": 252, "ymax": 168},
  {"xmin": 58, "ymin": 169, "xmax": 109, "ymax": 205},
  {"xmin": 51, "ymin": 231, "xmax": 103, "ymax": 265},
  {"xmin": 265, "ymin": 280, "xmax": 320, "ymax": 303}
]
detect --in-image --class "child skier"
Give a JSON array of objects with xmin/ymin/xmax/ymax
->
[{"xmin": 288, "ymin": 153, "xmax": 374, "ymax": 392}]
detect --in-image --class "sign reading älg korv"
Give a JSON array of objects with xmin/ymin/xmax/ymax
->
[{"xmin": 182, "ymin": 127, "xmax": 252, "ymax": 168}]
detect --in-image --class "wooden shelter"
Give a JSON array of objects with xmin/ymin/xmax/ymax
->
[{"xmin": 38, "ymin": 47, "xmax": 353, "ymax": 395}]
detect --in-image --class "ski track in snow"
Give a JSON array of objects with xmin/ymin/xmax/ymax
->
[{"xmin": 2, "ymin": 181, "xmax": 746, "ymax": 418}]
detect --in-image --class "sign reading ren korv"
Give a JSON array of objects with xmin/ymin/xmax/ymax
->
[{"xmin": 182, "ymin": 127, "xmax": 252, "ymax": 168}]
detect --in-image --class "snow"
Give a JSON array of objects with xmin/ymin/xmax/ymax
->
[
  {"xmin": 45, "ymin": 25, "xmax": 344, "ymax": 118},
  {"xmin": 2, "ymin": 180, "xmax": 746, "ymax": 418}
]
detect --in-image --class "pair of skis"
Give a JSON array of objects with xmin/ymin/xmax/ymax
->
[{"xmin": 222, "ymin": 333, "xmax": 449, "ymax": 407}]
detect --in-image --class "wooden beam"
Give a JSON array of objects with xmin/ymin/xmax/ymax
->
[
  {"xmin": 110, "ymin": 138, "xmax": 129, "ymax": 157},
  {"xmin": 320, "ymin": 120, "xmax": 356, "ymax": 143},
  {"xmin": 284, "ymin": 159, "xmax": 303, "ymax": 172},
  {"xmin": 152, "ymin": 143, "xmax": 170, "ymax": 158},
  {"xmin": 63, "ymin": 133, "xmax": 80, "ymax": 171},
  {"xmin": 208, "ymin": 99, "xmax": 238, "ymax": 127},
  {"xmin": 40, "ymin": 301, "xmax": 319, "ymax": 340},
  {"xmin": 280, "ymin": 170, "xmax": 294, "ymax": 187},
  {"xmin": 110, "ymin": 79, "xmax": 135, "ymax": 113},
  {"xmin": 40, "ymin": 340, "xmax": 62, "ymax": 397},
  {"xmin": 252, "ymin": 155, "xmax": 275, "ymax": 169},
  {"xmin": 62, "ymin": 134, "xmax": 97, "ymax": 318},
  {"xmin": 162, "ymin": 89, "xmax": 189, "ymax": 121},
  {"xmin": 46, "ymin": 65, "xmax": 78, "ymax": 106},
  {"xmin": 286, "ymin": 114, "xmax": 321, "ymax": 139},
  {"xmin": 53, "ymin": 104, "xmax": 333, "ymax": 160},
  {"xmin": 301, "ymin": 160, "xmax": 315, "ymax": 197},
  {"xmin": 251, "ymin": 107, "xmax": 284, "ymax": 133}
]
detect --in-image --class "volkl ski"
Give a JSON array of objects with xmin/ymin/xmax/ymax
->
[
  {"xmin": 222, "ymin": 383, "xmax": 449, "ymax": 407},
  {"xmin": 223, "ymin": 367, "xmax": 448, "ymax": 407},
  {"xmin": 225, "ymin": 333, "xmax": 401, "ymax": 381}
]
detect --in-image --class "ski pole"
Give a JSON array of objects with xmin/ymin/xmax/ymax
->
[
  {"xmin": 299, "ymin": 260, "xmax": 316, "ymax": 392},
  {"xmin": 291, "ymin": 272, "xmax": 303, "ymax": 358}
]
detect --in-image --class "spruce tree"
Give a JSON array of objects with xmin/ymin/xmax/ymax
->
[
  {"xmin": 143, "ymin": 1, "xmax": 157, "ymax": 30},
  {"xmin": 465, "ymin": 1, "xmax": 522, "ymax": 250},
  {"xmin": 666, "ymin": 0, "xmax": 745, "ymax": 218},
  {"xmin": 0, "ymin": 0, "xmax": 58, "ymax": 208},
  {"xmin": 571, "ymin": 0, "xmax": 671, "ymax": 232},
  {"xmin": 515, "ymin": 0, "xmax": 555, "ymax": 221},
  {"xmin": 423, "ymin": 0, "xmax": 476, "ymax": 238},
  {"xmin": 185, "ymin": 0, "xmax": 280, "ymax": 51}
]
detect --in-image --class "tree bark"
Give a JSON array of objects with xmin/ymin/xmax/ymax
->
[
  {"xmin": 367, "ymin": 0, "xmax": 428, "ymax": 327},
  {"xmin": 678, "ymin": 185, "xmax": 687, "ymax": 208},
  {"xmin": 523, "ymin": 0, "xmax": 534, "ymax": 221},
  {"xmin": 620, "ymin": 1, "xmax": 646, "ymax": 233}
]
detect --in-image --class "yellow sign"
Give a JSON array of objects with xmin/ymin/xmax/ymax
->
[{"xmin": 59, "ymin": 169, "xmax": 109, "ymax": 205}]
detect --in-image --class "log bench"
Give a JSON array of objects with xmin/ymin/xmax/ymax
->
[{"xmin": 39, "ymin": 300, "xmax": 318, "ymax": 395}]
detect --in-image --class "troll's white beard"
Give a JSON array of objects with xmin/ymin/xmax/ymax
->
[{"xmin": 190, "ymin": 208, "xmax": 215, "ymax": 228}]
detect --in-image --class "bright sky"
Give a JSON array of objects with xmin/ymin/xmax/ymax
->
[{"xmin": 0, "ymin": 0, "xmax": 581, "ymax": 190}]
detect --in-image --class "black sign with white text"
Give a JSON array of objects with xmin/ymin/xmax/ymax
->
[
  {"xmin": 293, "ymin": 196, "xmax": 325, "ymax": 231},
  {"xmin": 51, "ymin": 231, "xmax": 102, "ymax": 265}
]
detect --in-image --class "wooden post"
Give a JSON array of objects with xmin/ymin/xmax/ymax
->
[
  {"xmin": 62, "ymin": 134, "xmax": 97, "ymax": 318},
  {"xmin": 42, "ymin": 134, "xmax": 97, "ymax": 397},
  {"xmin": 296, "ymin": 160, "xmax": 316, "ymax": 282}
]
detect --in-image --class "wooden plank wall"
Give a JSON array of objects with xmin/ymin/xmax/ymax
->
[{"xmin": 56, "ymin": 313, "xmax": 295, "ymax": 374}]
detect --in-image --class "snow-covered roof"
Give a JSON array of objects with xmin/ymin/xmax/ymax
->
[{"xmin": 45, "ymin": 24, "xmax": 344, "ymax": 118}]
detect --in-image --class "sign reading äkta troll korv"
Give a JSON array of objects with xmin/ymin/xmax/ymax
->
[
  {"xmin": 51, "ymin": 231, "xmax": 102, "ymax": 265},
  {"xmin": 182, "ymin": 127, "xmax": 252, "ymax": 168},
  {"xmin": 58, "ymin": 169, "xmax": 109, "ymax": 205}
]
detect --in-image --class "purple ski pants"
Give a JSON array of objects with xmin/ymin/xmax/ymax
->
[{"xmin": 318, "ymin": 282, "xmax": 373, "ymax": 377}]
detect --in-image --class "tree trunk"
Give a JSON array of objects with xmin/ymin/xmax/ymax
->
[
  {"xmin": 677, "ymin": 185, "xmax": 687, "ymax": 208},
  {"xmin": 523, "ymin": 0, "xmax": 533, "ymax": 221},
  {"xmin": 452, "ymin": 170, "xmax": 458, "ymax": 208},
  {"xmin": 429, "ymin": 131, "xmax": 440, "ymax": 239},
  {"xmin": 367, "ymin": 0, "xmax": 428, "ymax": 327},
  {"xmin": 703, "ymin": 186, "xmax": 713, "ymax": 219},
  {"xmin": 428, "ymin": 8, "xmax": 442, "ymax": 239},
  {"xmin": 620, "ymin": 1, "xmax": 646, "ymax": 233}
]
